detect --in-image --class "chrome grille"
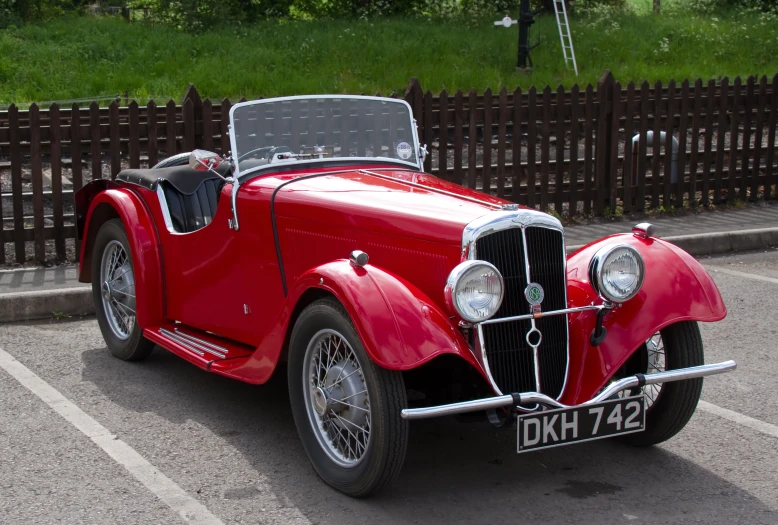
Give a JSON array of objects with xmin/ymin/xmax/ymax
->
[{"xmin": 476, "ymin": 226, "xmax": 568, "ymax": 398}]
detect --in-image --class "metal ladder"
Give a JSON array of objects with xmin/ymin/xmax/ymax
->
[{"xmin": 553, "ymin": 0, "xmax": 578, "ymax": 75}]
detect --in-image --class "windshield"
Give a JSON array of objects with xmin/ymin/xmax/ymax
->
[{"xmin": 229, "ymin": 96, "xmax": 419, "ymax": 175}]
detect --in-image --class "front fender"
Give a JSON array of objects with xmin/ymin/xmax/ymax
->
[
  {"xmin": 221, "ymin": 260, "xmax": 486, "ymax": 385},
  {"xmin": 562, "ymin": 233, "xmax": 727, "ymax": 404},
  {"xmin": 78, "ymin": 185, "xmax": 165, "ymax": 328}
]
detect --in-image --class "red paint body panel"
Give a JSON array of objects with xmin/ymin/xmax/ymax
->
[
  {"xmin": 77, "ymin": 161, "xmax": 727, "ymax": 405},
  {"xmin": 78, "ymin": 188, "xmax": 165, "ymax": 328},
  {"xmin": 263, "ymin": 169, "xmax": 503, "ymax": 245},
  {"xmin": 218, "ymin": 260, "xmax": 485, "ymax": 385},
  {"xmin": 560, "ymin": 233, "xmax": 727, "ymax": 404}
]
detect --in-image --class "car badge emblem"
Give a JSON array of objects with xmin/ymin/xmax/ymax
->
[
  {"xmin": 524, "ymin": 282, "xmax": 545, "ymax": 306},
  {"xmin": 512, "ymin": 212, "xmax": 534, "ymax": 225}
]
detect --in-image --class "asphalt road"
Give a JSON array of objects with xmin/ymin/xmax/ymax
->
[{"xmin": 1, "ymin": 250, "xmax": 777, "ymax": 525}]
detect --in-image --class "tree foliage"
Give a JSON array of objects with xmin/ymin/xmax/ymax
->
[{"xmin": 2, "ymin": 0, "xmax": 527, "ymax": 28}]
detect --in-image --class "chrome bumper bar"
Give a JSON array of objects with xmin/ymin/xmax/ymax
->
[{"xmin": 400, "ymin": 360, "xmax": 737, "ymax": 420}]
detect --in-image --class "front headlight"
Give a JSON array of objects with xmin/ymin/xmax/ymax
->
[
  {"xmin": 445, "ymin": 261, "xmax": 504, "ymax": 323},
  {"xmin": 588, "ymin": 244, "xmax": 645, "ymax": 303}
]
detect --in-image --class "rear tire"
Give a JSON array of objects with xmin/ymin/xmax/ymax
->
[
  {"xmin": 92, "ymin": 219, "xmax": 155, "ymax": 361},
  {"xmin": 617, "ymin": 321, "xmax": 703, "ymax": 447},
  {"xmin": 288, "ymin": 298, "xmax": 408, "ymax": 497}
]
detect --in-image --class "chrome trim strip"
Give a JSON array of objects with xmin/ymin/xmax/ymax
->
[
  {"xmin": 463, "ymin": 210, "xmax": 564, "ymax": 256},
  {"xmin": 237, "ymin": 157, "xmax": 420, "ymax": 183},
  {"xmin": 560, "ymin": 228, "xmax": 571, "ymax": 401},
  {"xmin": 479, "ymin": 304, "xmax": 609, "ymax": 325},
  {"xmin": 358, "ymin": 170, "xmax": 502, "ymax": 209},
  {"xmin": 400, "ymin": 360, "xmax": 737, "ymax": 419},
  {"xmin": 173, "ymin": 328, "xmax": 229, "ymax": 354},
  {"xmin": 160, "ymin": 328, "xmax": 226, "ymax": 359},
  {"xmin": 156, "ymin": 185, "xmax": 177, "ymax": 234},
  {"xmin": 159, "ymin": 328, "xmax": 205, "ymax": 357},
  {"xmin": 519, "ymin": 225, "xmax": 542, "ymax": 394},
  {"xmin": 476, "ymin": 324, "xmax": 502, "ymax": 395}
]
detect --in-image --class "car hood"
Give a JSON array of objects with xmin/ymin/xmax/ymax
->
[{"xmin": 254, "ymin": 168, "xmax": 514, "ymax": 245}]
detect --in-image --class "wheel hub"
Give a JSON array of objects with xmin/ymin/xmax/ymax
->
[
  {"xmin": 102, "ymin": 281, "xmax": 112, "ymax": 300},
  {"xmin": 324, "ymin": 360, "xmax": 368, "ymax": 428},
  {"xmin": 100, "ymin": 240, "xmax": 136, "ymax": 341},
  {"xmin": 312, "ymin": 387, "xmax": 328, "ymax": 416}
]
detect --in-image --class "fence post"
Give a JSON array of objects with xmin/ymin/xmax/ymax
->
[
  {"xmin": 404, "ymin": 78, "xmax": 424, "ymax": 155},
  {"xmin": 595, "ymin": 70, "xmax": 616, "ymax": 215},
  {"xmin": 183, "ymin": 84, "xmax": 204, "ymax": 149},
  {"xmin": 9, "ymin": 105, "xmax": 24, "ymax": 263}
]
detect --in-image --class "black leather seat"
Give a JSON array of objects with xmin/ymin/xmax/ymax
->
[
  {"xmin": 162, "ymin": 178, "xmax": 224, "ymax": 233},
  {"xmin": 116, "ymin": 164, "xmax": 231, "ymax": 234}
]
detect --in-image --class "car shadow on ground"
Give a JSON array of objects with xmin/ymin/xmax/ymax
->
[{"xmin": 80, "ymin": 345, "xmax": 773, "ymax": 525}]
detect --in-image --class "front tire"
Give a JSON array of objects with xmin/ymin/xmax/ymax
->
[
  {"xmin": 617, "ymin": 321, "xmax": 704, "ymax": 447},
  {"xmin": 92, "ymin": 219, "xmax": 155, "ymax": 361},
  {"xmin": 288, "ymin": 298, "xmax": 408, "ymax": 497}
]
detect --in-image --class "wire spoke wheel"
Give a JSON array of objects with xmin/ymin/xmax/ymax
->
[
  {"xmin": 615, "ymin": 331, "xmax": 666, "ymax": 409},
  {"xmin": 100, "ymin": 240, "xmax": 136, "ymax": 341},
  {"xmin": 643, "ymin": 332, "xmax": 666, "ymax": 408},
  {"xmin": 303, "ymin": 329, "xmax": 372, "ymax": 468},
  {"xmin": 289, "ymin": 299, "xmax": 408, "ymax": 496},
  {"xmin": 614, "ymin": 321, "xmax": 704, "ymax": 447}
]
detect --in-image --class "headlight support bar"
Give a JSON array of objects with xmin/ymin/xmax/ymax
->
[{"xmin": 478, "ymin": 302, "xmax": 613, "ymax": 325}]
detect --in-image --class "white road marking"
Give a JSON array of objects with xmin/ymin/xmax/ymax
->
[
  {"xmin": 0, "ymin": 346, "xmax": 225, "ymax": 525},
  {"xmin": 707, "ymin": 267, "xmax": 778, "ymax": 285},
  {"xmin": 699, "ymin": 401, "xmax": 778, "ymax": 439}
]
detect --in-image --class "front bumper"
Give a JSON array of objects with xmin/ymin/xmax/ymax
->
[{"xmin": 400, "ymin": 359, "xmax": 737, "ymax": 420}]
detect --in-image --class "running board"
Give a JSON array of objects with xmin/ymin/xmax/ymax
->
[{"xmin": 144, "ymin": 324, "xmax": 254, "ymax": 373}]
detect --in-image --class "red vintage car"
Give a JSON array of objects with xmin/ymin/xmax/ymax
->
[{"xmin": 76, "ymin": 95, "xmax": 736, "ymax": 497}]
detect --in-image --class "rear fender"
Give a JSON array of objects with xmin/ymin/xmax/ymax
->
[
  {"xmin": 77, "ymin": 185, "xmax": 165, "ymax": 328},
  {"xmin": 219, "ymin": 260, "xmax": 485, "ymax": 385},
  {"xmin": 563, "ymin": 233, "xmax": 726, "ymax": 404}
]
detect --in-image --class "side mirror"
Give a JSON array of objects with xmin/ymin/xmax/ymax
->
[
  {"xmin": 189, "ymin": 149, "xmax": 222, "ymax": 171},
  {"xmin": 188, "ymin": 149, "xmax": 233, "ymax": 183}
]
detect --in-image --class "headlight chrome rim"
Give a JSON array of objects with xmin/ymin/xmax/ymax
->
[
  {"xmin": 588, "ymin": 244, "xmax": 645, "ymax": 304},
  {"xmin": 445, "ymin": 260, "xmax": 505, "ymax": 323}
]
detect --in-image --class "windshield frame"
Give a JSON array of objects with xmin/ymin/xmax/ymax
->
[{"xmin": 227, "ymin": 95, "xmax": 422, "ymax": 180}]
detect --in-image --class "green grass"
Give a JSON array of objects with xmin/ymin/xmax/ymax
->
[{"xmin": 0, "ymin": 8, "xmax": 777, "ymax": 104}]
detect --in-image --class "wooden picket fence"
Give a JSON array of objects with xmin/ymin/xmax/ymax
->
[{"xmin": 1, "ymin": 72, "xmax": 777, "ymax": 264}]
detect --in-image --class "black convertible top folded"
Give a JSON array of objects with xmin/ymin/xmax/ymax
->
[{"xmin": 117, "ymin": 163, "xmax": 231, "ymax": 195}]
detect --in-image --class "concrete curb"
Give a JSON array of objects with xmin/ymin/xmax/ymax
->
[
  {"xmin": 567, "ymin": 227, "xmax": 778, "ymax": 256},
  {"xmin": 1, "ymin": 227, "xmax": 777, "ymax": 323},
  {"xmin": 0, "ymin": 287, "xmax": 93, "ymax": 323}
]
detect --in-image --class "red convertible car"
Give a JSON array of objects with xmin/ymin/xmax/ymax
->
[{"xmin": 76, "ymin": 95, "xmax": 736, "ymax": 497}]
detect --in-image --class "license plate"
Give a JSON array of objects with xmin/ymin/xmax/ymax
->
[{"xmin": 517, "ymin": 396, "xmax": 646, "ymax": 453}]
